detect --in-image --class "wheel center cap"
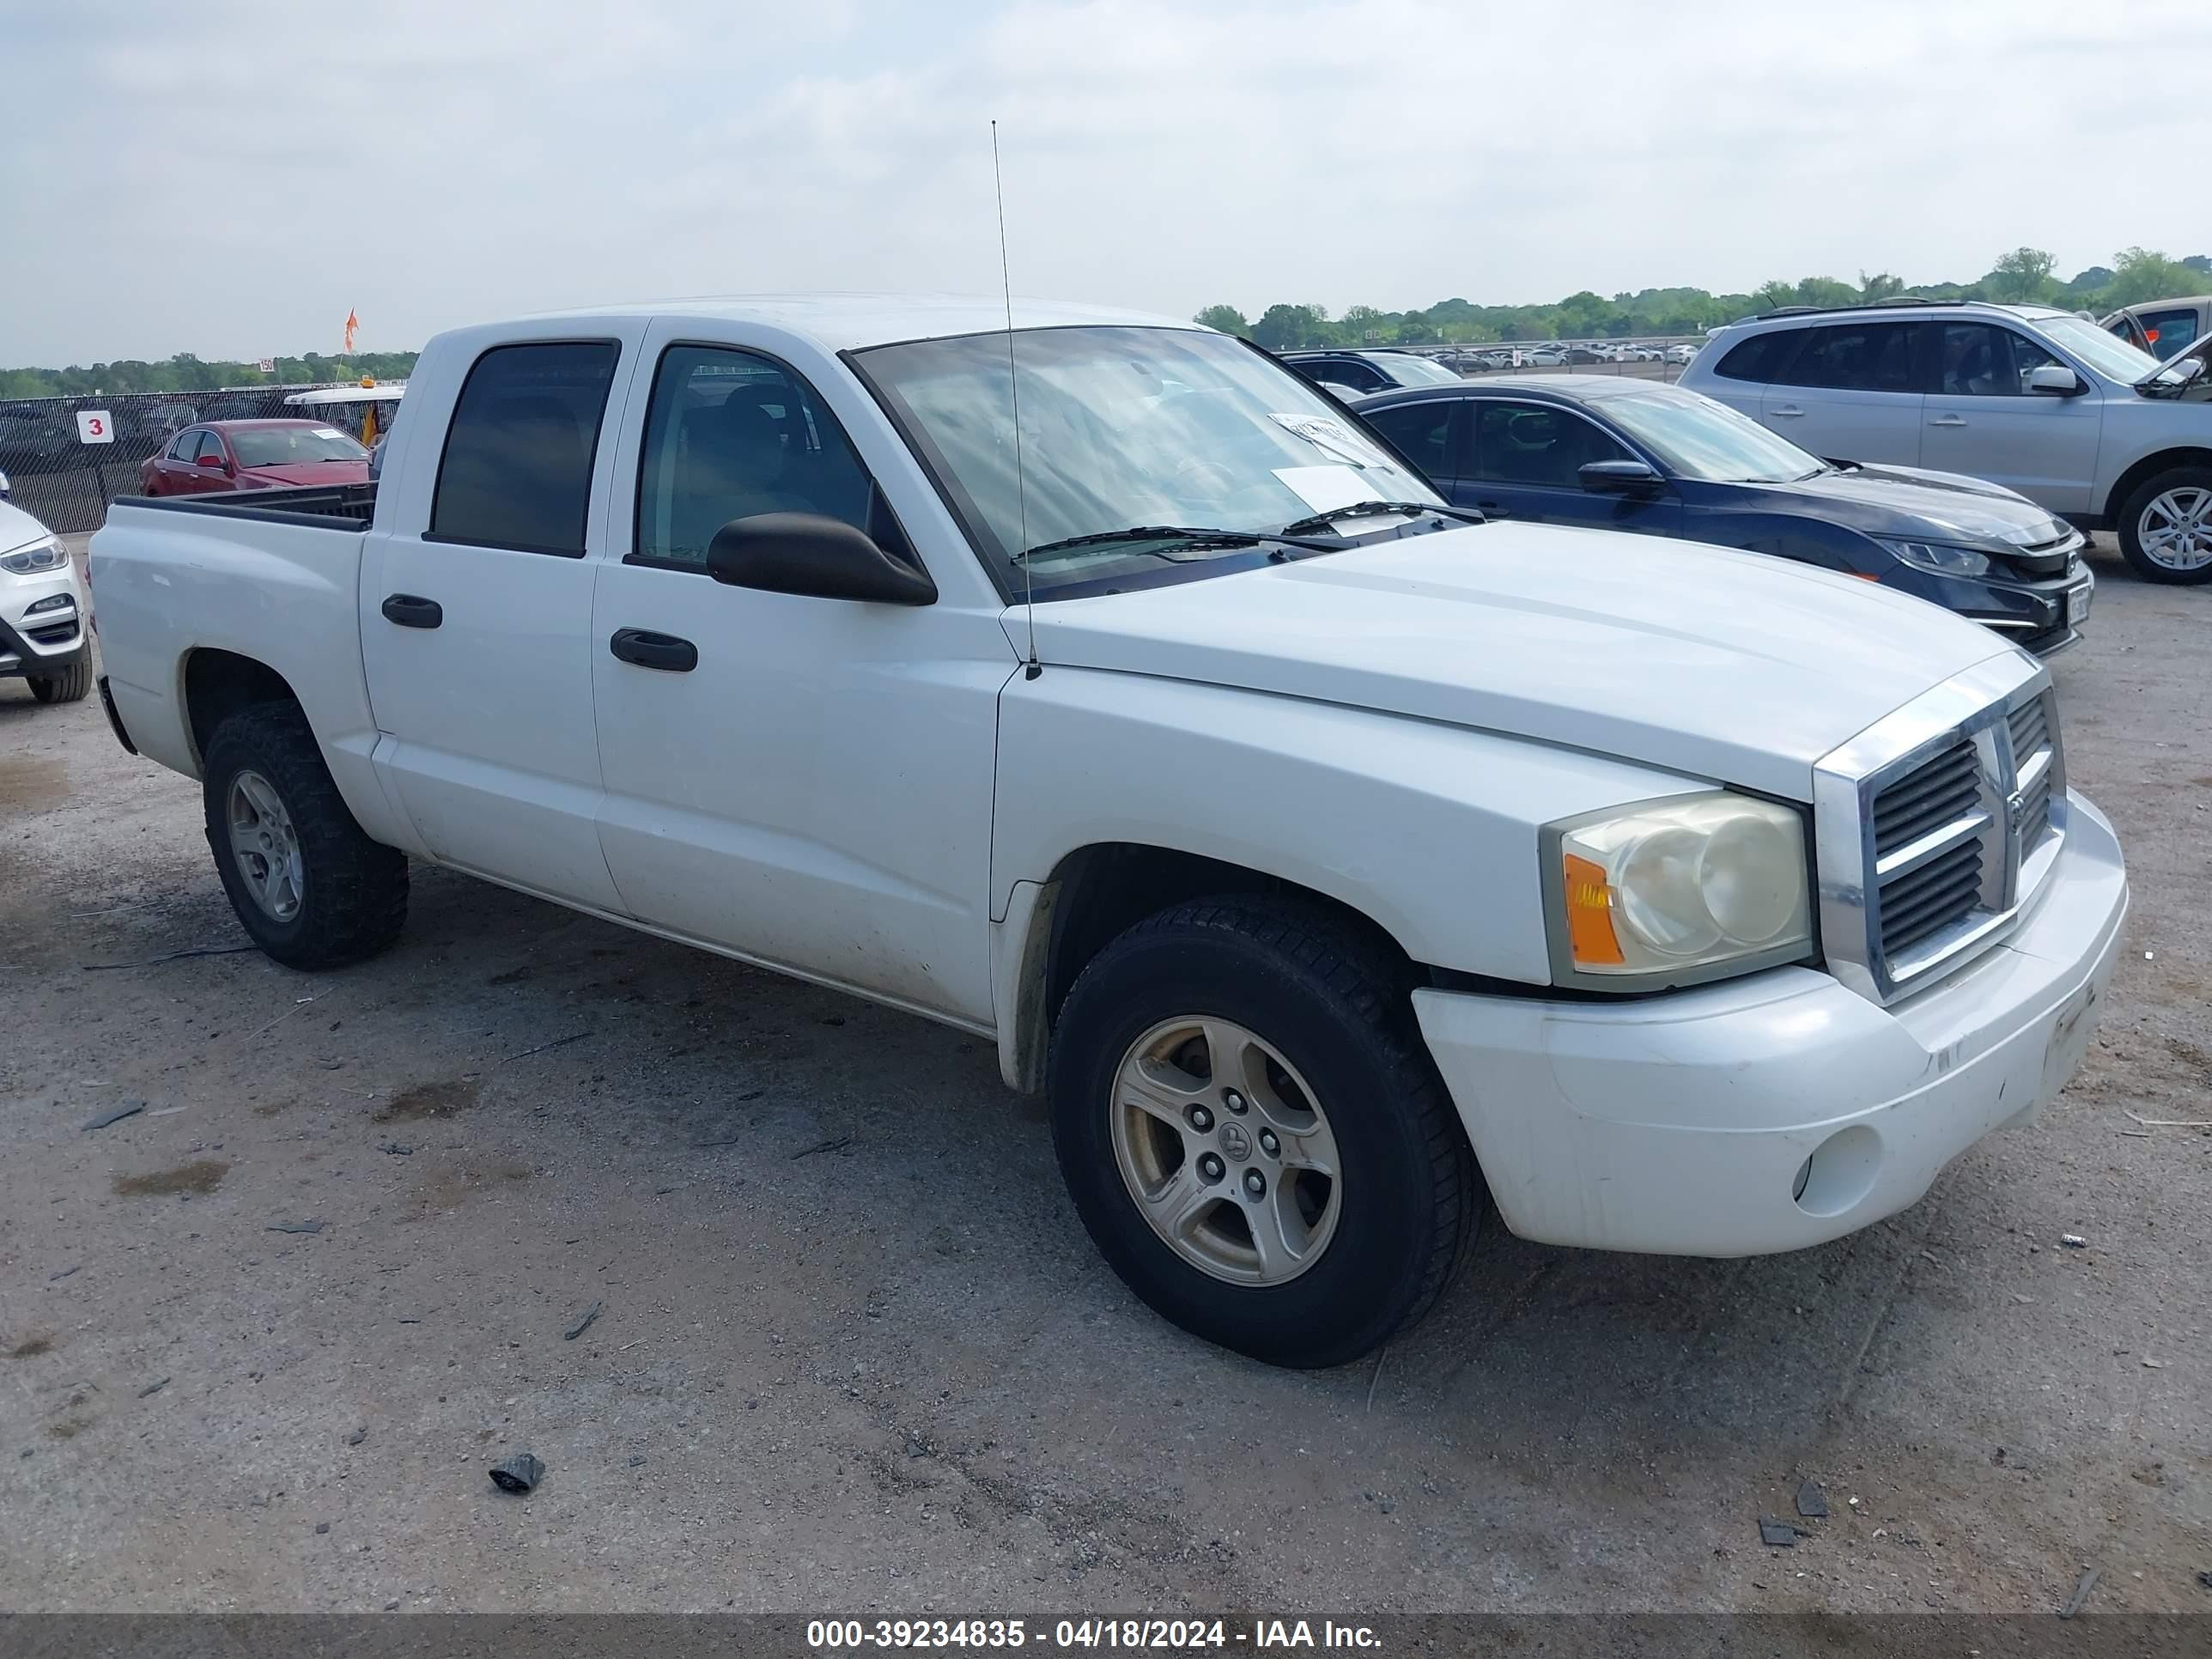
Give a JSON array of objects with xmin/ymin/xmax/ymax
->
[{"xmin": 1218, "ymin": 1121, "xmax": 1252, "ymax": 1161}]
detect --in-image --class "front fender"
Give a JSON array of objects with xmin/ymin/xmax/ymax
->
[{"xmin": 990, "ymin": 667, "xmax": 1715, "ymax": 985}]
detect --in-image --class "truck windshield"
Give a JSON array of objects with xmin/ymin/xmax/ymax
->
[{"xmin": 853, "ymin": 326, "xmax": 1440, "ymax": 594}]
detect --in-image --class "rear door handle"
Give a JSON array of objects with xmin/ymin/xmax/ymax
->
[
  {"xmin": 1768, "ymin": 404, "xmax": 1805, "ymax": 417},
  {"xmin": 609, "ymin": 628, "xmax": 698, "ymax": 672},
  {"xmin": 1929, "ymin": 415, "xmax": 1968, "ymax": 427},
  {"xmin": 380, "ymin": 593, "xmax": 442, "ymax": 629}
]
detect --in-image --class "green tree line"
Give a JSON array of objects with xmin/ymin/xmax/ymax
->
[
  {"xmin": 0, "ymin": 350, "xmax": 421, "ymax": 402},
  {"xmin": 1196, "ymin": 246, "xmax": 2212, "ymax": 350}
]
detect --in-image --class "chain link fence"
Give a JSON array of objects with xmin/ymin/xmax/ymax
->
[{"xmin": 0, "ymin": 386, "xmax": 362, "ymax": 533}]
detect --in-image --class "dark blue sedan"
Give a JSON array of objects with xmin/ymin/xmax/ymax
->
[{"xmin": 1352, "ymin": 376, "xmax": 2094, "ymax": 654}]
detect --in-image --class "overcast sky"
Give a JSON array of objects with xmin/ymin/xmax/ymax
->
[{"xmin": 5, "ymin": 0, "xmax": 2209, "ymax": 366}]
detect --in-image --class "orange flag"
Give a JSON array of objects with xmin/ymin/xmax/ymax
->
[{"xmin": 343, "ymin": 308, "xmax": 360, "ymax": 353}]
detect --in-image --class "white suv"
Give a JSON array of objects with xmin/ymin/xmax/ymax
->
[
  {"xmin": 1, "ymin": 498, "xmax": 91, "ymax": 705},
  {"xmin": 1680, "ymin": 300, "xmax": 2212, "ymax": 584}
]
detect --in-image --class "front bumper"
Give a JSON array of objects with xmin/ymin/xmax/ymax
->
[
  {"xmin": 0, "ymin": 564, "xmax": 89, "ymax": 679},
  {"xmin": 1887, "ymin": 559, "xmax": 2093, "ymax": 657},
  {"xmin": 1413, "ymin": 789, "xmax": 2127, "ymax": 1257}
]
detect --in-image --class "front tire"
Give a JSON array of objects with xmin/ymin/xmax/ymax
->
[
  {"xmin": 201, "ymin": 702, "xmax": 408, "ymax": 969},
  {"xmin": 2117, "ymin": 466, "xmax": 2212, "ymax": 584},
  {"xmin": 27, "ymin": 659, "xmax": 91, "ymax": 703},
  {"xmin": 1048, "ymin": 897, "xmax": 1480, "ymax": 1368}
]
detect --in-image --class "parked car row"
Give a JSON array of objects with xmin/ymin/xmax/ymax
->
[
  {"xmin": 1353, "ymin": 376, "xmax": 2093, "ymax": 653},
  {"xmin": 1681, "ymin": 297, "xmax": 2212, "ymax": 583}
]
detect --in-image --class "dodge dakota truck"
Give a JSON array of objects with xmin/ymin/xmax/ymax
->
[{"xmin": 88, "ymin": 296, "xmax": 2130, "ymax": 1367}]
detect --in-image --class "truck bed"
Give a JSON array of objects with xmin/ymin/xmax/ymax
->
[{"xmin": 112, "ymin": 482, "xmax": 378, "ymax": 530}]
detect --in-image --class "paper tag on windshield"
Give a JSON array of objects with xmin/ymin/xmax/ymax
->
[
  {"xmin": 1267, "ymin": 412, "xmax": 1377, "ymax": 466},
  {"xmin": 313, "ymin": 428, "xmax": 345, "ymax": 440},
  {"xmin": 1272, "ymin": 465, "xmax": 1385, "ymax": 516}
]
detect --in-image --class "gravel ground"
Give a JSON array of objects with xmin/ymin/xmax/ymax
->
[{"xmin": 2, "ymin": 538, "xmax": 2207, "ymax": 1616}]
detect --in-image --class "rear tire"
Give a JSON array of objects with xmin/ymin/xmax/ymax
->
[
  {"xmin": 201, "ymin": 702, "xmax": 408, "ymax": 969},
  {"xmin": 2116, "ymin": 465, "xmax": 2212, "ymax": 584},
  {"xmin": 27, "ymin": 659, "xmax": 91, "ymax": 703},
  {"xmin": 1048, "ymin": 896, "xmax": 1480, "ymax": 1368}
]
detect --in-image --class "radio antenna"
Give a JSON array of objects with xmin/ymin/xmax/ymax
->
[{"xmin": 992, "ymin": 119, "xmax": 1038, "ymax": 678}]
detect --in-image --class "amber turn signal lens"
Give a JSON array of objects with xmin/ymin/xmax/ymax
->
[{"xmin": 1563, "ymin": 853, "xmax": 1625, "ymax": 966}]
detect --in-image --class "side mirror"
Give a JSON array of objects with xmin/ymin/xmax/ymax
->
[
  {"xmin": 706, "ymin": 513, "xmax": 937, "ymax": 606},
  {"xmin": 0, "ymin": 466, "xmax": 10, "ymax": 499},
  {"xmin": 1579, "ymin": 459, "xmax": 1663, "ymax": 493},
  {"xmin": 2027, "ymin": 364, "xmax": 2081, "ymax": 396},
  {"xmin": 198, "ymin": 453, "xmax": 230, "ymax": 471}
]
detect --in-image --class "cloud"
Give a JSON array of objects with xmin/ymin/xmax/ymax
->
[{"xmin": 3, "ymin": 0, "xmax": 2207, "ymax": 364}]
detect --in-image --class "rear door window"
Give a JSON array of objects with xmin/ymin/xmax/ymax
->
[
  {"xmin": 1777, "ymin": 323, "xmax": 1919, "ymax": 392},
  {"xmin": 1711, "ymin": 330, "xmax": 1798, "ymax": 383},
  {"xmin": 1362, "ymin": 399, "xmax": 1460, "ymax": 479},
  {"xmin": 429, "ymin": 341, "xmax": 622, "ymax": 556}
]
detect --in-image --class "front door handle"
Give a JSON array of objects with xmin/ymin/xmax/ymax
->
[
  {"xmin": 1768, "ymin": 404, "xmax": 1805, "ymax": 417},
  {"xmin": 381, "ymin": 593, "xmax": 443, "ymax": 629},
  {"xmin": 1474, "ymin": 500, "xmax": 1511, "ymax": 519},
  {"xmin": 1929, "ymin": 414, "xmax": 1968, "ymax": 427},
  {"xmin": 609, "ymin": 628, "xmax": 698, "ymax": 672}
]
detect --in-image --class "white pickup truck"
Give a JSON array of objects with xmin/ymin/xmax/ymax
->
[{"xmin": 89, "ymin": 296, "xmax": 2129, "ymax": 1367}]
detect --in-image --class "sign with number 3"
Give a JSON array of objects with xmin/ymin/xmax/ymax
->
[{"xmin": 76, "ymin": 410, "xmax": 115, "ymax": 445}]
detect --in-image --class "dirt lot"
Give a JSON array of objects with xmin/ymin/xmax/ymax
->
[{"xmin": 3, "ymin": 538, "xmax": 2208, "ymax": 1617}]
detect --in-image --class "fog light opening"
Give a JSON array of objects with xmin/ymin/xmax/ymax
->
[
  {"xmin": 1792, "ymin": 1156, "xmax": 1813, "ymax": 1203},
  {"xmin": 1792, "ymin": 1124, "xmax": 1882, "ymax": 1218}
]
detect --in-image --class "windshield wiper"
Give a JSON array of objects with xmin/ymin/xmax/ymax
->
[
  {"xmin": 1277, "ymin": 500, "xmax": 1486, "ymax": 538},
  {"xmin": 1013, "ymin": 526, "xmax": 1339, "ymax": 562}
]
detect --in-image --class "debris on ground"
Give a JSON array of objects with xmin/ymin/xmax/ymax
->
[
  {"xmin": 2125, "ymin": 1109, "xmax": 2212, "ymax": 1129},
  {"xmin": 266, "ymin": 1220, "xmax": 325, "ymax": 1235},
  {"xmin": 792, "ymin": 1135, "xmax": 852, "ymax": 1160},
  {"xmin": 345, "ymin": 1427, "xmax": 368, "ymax": 1447},
  {"xmin": 82, "ymin": 944, "xmax": 259, "ymax": 972},
  {"xmin": 2197, "ymin": 1571, "xmax": 2212, "ymax": 1591},
  {"xmin": 137, "ymin": 1378, "xmax": 168, "ymax": 1399},
  {"xmin": 314, "ymin": 1522, "xmax": 330, "ymax": 1534},
  {"xmin": 629, "ymin": 1455, "xmax": 647, "ymax": 1468},
  {"xmin": 2061, "ymin": 1234, "xmax": 2087, "ymax": 1249},
  {"xmin": 81, "ymin": 1102, "xmax": 146, "ymax": 1132},
  {"xmin": 1796, "ymin": 1481, "xmax": 1828, "ymax": 1518},
  {"xmin": 47, "ymin": 1266, "xmax": 80, "ymax": 1282},
  {"xmin": 1759, "ymin": 1516, "xmax": 1800, "ymax": 1547},
  {"xmin": 489, "ymin": 1452, "xmax": 544, "ymax": 1494},
  {"xmin": 501, "ymin": 1031, "xmax": 588, "ymax": 1065},
  {"xmin": 380, "ymin": 1142, "xmax": 415, "ymax": 1157},
  {"xmin": 562, "ymin": 1301, "xmax": 602, "ymax": 1341},
  {"xmin": 2060, "ymin": 1567, "xmax": 2100, "ymax": 1618}
]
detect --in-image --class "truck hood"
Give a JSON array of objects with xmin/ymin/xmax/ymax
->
[{"xmin": 1023, "ymin": 523, "xmax": 2015, "ymax": 800}]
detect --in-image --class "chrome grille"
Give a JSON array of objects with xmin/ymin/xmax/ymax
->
[
  {"xmin": 1872, "ymin": 738, "xmax": 1978, "ymax": 855},
  {"xmin": 1869, "ymin": 737, "xmax": 1988, "ymax": 963},
  {"xmin": 1813, "ymin": 656, "xmax": 2069, "ymax": 1006}
]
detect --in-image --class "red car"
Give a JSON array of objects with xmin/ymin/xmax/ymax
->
[{"xmin": 139, "ymin": 419, "xmax": 371, "ymax": 496}]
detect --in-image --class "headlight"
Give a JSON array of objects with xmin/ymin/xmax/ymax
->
[
  {"xmin": 0, "ymin": 536, "xmax": 66, "ymax": 574},
  {"xmin": 1545, "ymin": 793, "xmax": 1813, "ymax": 987},
  {"xmin": 1876, "ymin": 538, "xmax": 1994, "ymax": 578}
]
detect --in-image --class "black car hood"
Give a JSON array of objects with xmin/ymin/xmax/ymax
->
[{"xmin": 1743, "ymin": 462, "xmax": 2076, "ymax": 560}]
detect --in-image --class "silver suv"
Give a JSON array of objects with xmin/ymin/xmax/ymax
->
[{"xmin": 1680, "ymin": 299, "xmax": 2212, "ymax": 583}]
